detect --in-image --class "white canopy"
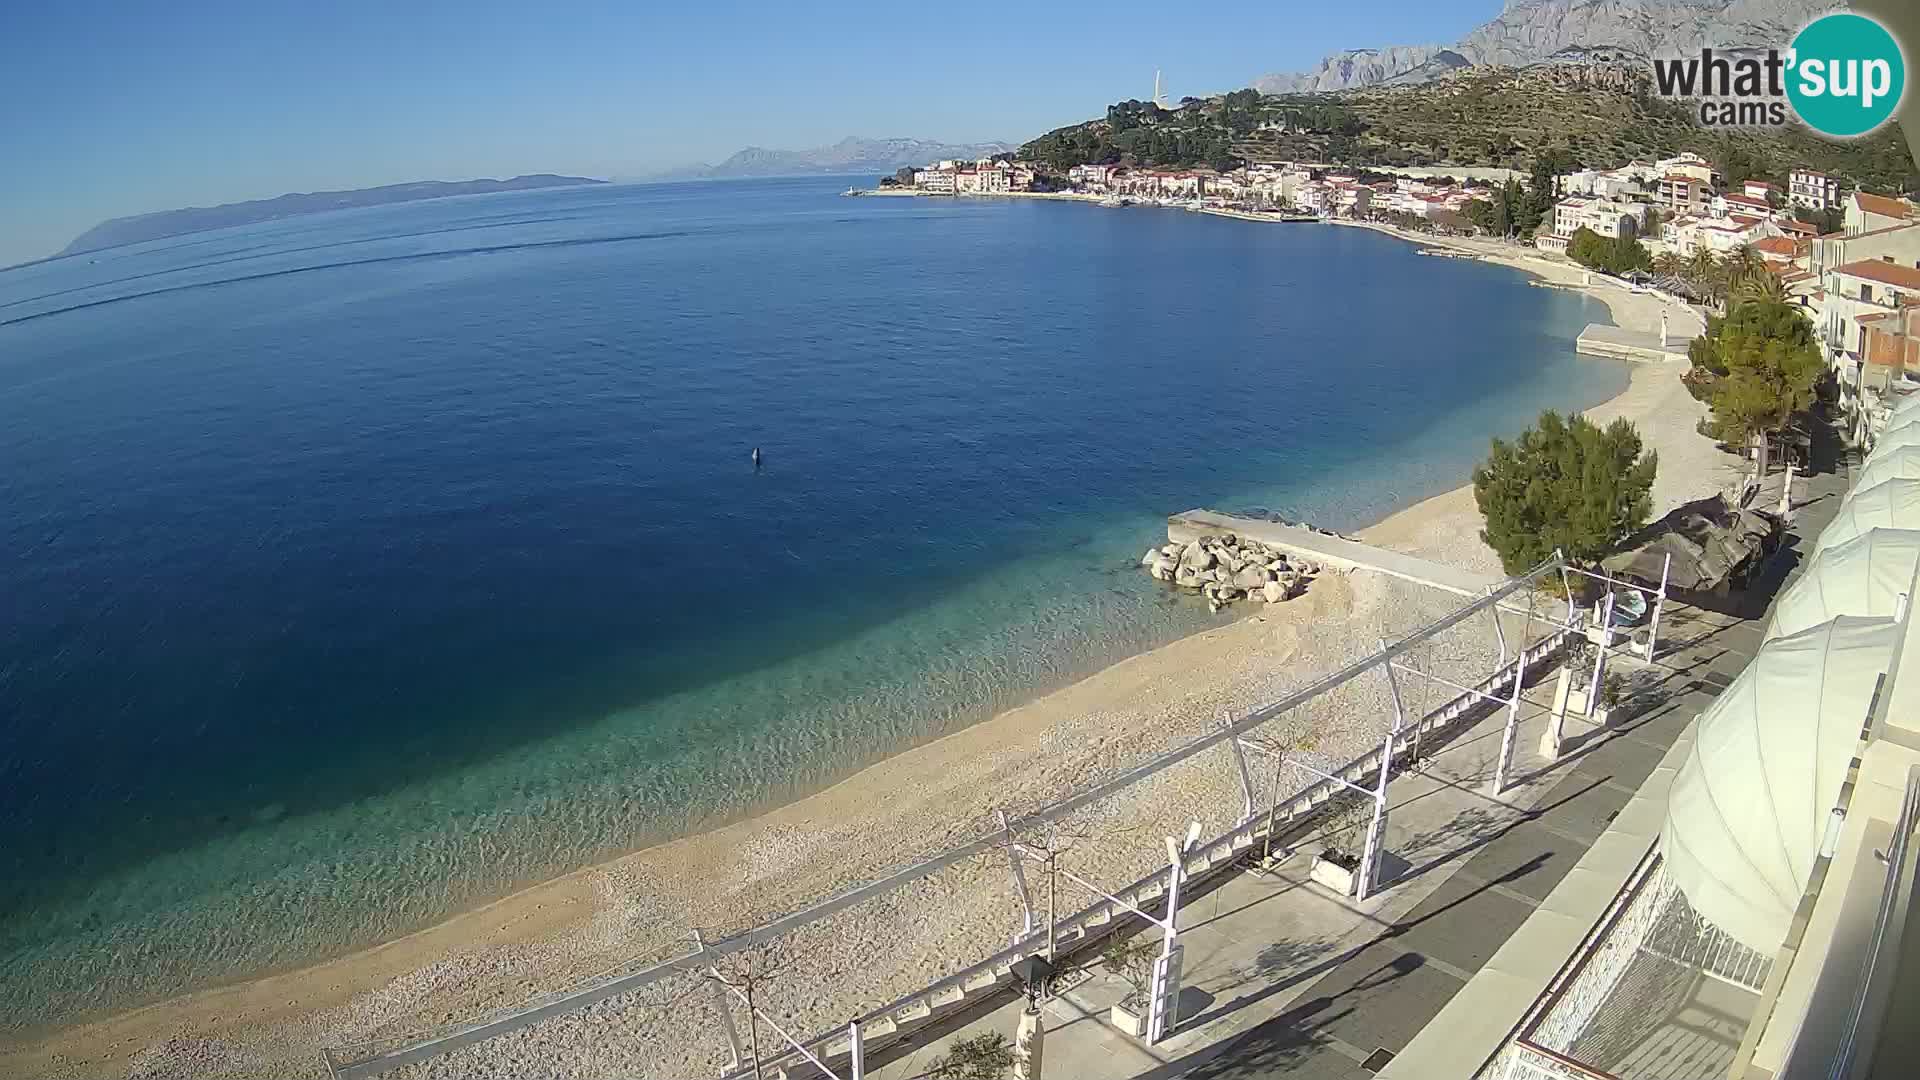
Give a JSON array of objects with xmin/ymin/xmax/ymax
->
[
  {"xmin": 1764, "ymin": 528, "xmax": 1920, "ymax": 641},
  {"xmin": 1662, "ymin": 616, "xmax": 1900, "ymax": 954},
  {"xmin": 1815, "ymin": 478, "xmax": 1920, "ymax": 556},
  {"xmin": 1854, "ymin": 446, "xmax": 1920, "ymax": 494},
  {"xmin": 1871, "ymin": 418, "xmax": 1920, "ymax": 458},
  {"xmin": 1886, "ymin": 393, "xmax": 1920, "ymax": 430}
]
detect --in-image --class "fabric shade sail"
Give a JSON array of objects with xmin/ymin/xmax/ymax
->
[
  {"xmin": 1764, "ymin": 528, "xmax": 1920, "ymax": 641},
  {"xmin": 1885, "ymin": 393, "xmax": 1920, "ymax": 430},
  {"xmin": 1871, "ymin": 418, "xmax": 1920, "ymax": 459},
  {"xmin": 1855, "ymin": 446, "xmax": 1920, "ymax": 494},
  {"xmin": 1816, "ymin": 479, "xmax": 1920, "ymax": 556},
  {"xmin": 1662, "ymin": 616, "xmax": 1900, "ymax": 954}
]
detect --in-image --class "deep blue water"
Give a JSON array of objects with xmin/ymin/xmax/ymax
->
[{"xmin": 0, "ymin": 176, "xmax": 1623, "ymax": 1026}]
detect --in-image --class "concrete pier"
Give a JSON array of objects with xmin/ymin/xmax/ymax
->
[
  {"xmin": 1575, "ymin": 323, "xmax": 1689, "ymax": 363},
  {"xmin": 1167, "ymin": 509, "xmax": 1499, "ymax": 596}
]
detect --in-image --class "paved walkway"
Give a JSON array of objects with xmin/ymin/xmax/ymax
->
[
  {"xmin": 861, "ymin": 427, "xmax": 1856, "ymax": 1080},
  {"xmin": 1166, "ymin": 511, "xmax": 1499, "ymax": 597}
]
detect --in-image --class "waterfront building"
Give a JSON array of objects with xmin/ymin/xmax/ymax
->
[
  {"xmin": 913, "ymin": 168, "xmax": 956, "ymax": 194},
  {"xmin": 1534, "ymin": 196, "xmax": 1645, "ymax": 252}
]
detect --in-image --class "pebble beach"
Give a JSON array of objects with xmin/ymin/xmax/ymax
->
[{"xmin": 0, "ymin": 225, "xmax": 1743, "ymax": 1080}]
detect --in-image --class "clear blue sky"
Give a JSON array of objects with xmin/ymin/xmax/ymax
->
[{"xmin": 0, "ymin": 0, "xmax": 1496, "ymax": 265}]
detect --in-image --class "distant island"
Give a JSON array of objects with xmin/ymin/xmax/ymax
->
[
  {"xmin": 60, "ymin": 174, "xmax": 607, "ymax": 256},
  {"xmin": 654, "ymin": 137, "xmax": 1014, "ymax": 181}
]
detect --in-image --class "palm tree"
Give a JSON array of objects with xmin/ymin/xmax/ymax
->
[
  {"xmin": 1723, "ymin": 243, "xmax": 1765, "ymax": 290},
  {"xmin": 1735, "ymin": 269, "xmax": 1790, "ymax": 307},
  {"xmin": 1687, "ymin": 246, "xmax": 1728, "ymax": 308},
  {"xmin": 1652, "ymin": 251, "xmax": 1685, "ymax": 278}
]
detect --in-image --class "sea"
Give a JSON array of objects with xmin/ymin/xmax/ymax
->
[{"xmin": 0, "ymin": 175, "xmax": 1625, "ymax": 1028}]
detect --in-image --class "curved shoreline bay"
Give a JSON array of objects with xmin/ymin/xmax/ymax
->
[{"xmin": 0, "ymin": 180, "xmax": 1671, "ymax": 1074}]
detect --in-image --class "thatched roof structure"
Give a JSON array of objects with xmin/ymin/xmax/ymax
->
[{"xmin": 1602, "ymin": 495, "xmax": 1778, "ymax": 592}]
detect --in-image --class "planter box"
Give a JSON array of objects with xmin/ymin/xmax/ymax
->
[
  {"xmin": 1311, "ymin": 855, "xmax": 1359, "ymax": 896},
  {"xmin": 1110, "ymin": 1002, "xmax": 1148, "ymax": 1037}
]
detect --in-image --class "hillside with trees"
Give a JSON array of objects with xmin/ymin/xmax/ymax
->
[{"xmin": 1019, "ymin": 63, "xmax": 1916, "ymax": 194}]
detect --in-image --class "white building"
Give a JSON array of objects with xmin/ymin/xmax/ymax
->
[
  {"xmin": 1846, "ymin": 192, "xmax": 1919, "ymax": 236},
  {"xmin": 913, "ymin": 169, "xmax": 955, "ymax": 194},
  {"xmin": 1535, "ymin": 196, "xmax": 1645, "ymax": 252},
  {"xmin": 1789, "ymin": 168, "xmax": 1842, "ymax": 211},
  {"xmin": 1656, "ymin": 152, "xmax": 1715, "ymax": 184},
  {"xmin": 1068, "ymin": 163, "xmax": 1118, "ymax": 189}
]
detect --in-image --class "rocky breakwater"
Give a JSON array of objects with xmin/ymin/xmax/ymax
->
[{"xmin": 1142, "ymin": 533, "xmax": 1318, "ymax": 612}]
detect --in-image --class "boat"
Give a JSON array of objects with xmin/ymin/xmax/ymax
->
[
  {"xmin": 1099, "ymin": 196, "xmax": 1125, "ymax": 208},
  {"xmin": 842, "ymin": 187, "xmax": 866, "ymax": 197}
]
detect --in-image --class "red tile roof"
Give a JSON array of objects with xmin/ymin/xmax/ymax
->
[
  {"xmin": 1780, "ymin": 220, "xmax": 1820, "ymax": 237},
  {"xmin": 1724, "ymin": 193, "xmax": 1772, "ymax": 210},
  {"xmin": 1856, "ymin": 192, "xmax": 1918, "ymax": 220},
  {"xmin": 1754, "ymin": 236, "xmax": 1800, "ymax": 257},
  {"xmin": 1833, "ymin": 259, "xmax": 1920, "ymax": 291}
]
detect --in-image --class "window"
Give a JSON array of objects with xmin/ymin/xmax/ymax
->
[{"xmin": 1863, "ymin": 283, "xmax": 1876, "ymax": 302}]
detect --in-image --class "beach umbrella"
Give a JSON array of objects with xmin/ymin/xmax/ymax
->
[
  {"xmin": 1818, "ymin": 479, "xmax": 1920, "ymax": 555},
  {"xmin": 1764, "ymin": 527, "xmax": 1920, "ymax": 641},
  {"xmin": 1663, "ymin": 616, "xmax": 1901, "ymax": 954},
  {"xmin": 1854, "ymin": 446, "xmax": 1920, "ymax": 494}
]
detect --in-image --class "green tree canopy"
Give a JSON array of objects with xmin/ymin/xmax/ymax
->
[
  {"xmin": 1701, "ymin": 299, "xmax": 1823, "ymax": 456},
  {"xmin": 1472, "ymin": 411, "xmax": 1659, "ymax": 574},
  {"xmin": 1565, "ymin": 227, "xmax": 1652, "ymax": 275}
]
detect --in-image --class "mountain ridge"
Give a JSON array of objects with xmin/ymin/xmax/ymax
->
[
  {"xmin": 654, "ymin": 136, "xmax": 1015, "ymax": 180},
  {"xmin": 1252, "ymin": 0, "xmax": 1840, "ymax": 93},
  {"xmin": 61, "ymin": 174, "xmax": 606, "ymax": 256}
]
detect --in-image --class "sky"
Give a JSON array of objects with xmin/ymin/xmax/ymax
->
[{"xmin": 0, "ymin": 0, "xmax": 1497, "ymax": 265}]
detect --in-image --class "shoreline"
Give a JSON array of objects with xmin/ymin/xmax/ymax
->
[{"xmin": 0, "ymin": 212, "xmax": 1737, "ymax": 1080}]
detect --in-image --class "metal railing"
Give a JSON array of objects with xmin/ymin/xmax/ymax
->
[{"xmin": 327, "ymin": 555, "xmax": 1572, "ymax": 1078}]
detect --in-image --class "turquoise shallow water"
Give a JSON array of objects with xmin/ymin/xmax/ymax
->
[{"xmin": 0, "ymin": 176, "xmax": 1624, "ymax": 1026}]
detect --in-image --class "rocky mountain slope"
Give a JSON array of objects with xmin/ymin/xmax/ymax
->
[
  {"xmin": 655, "ymin": 137, "xmax": 1014, "ymax": 180},
  {"xmin": 1253, "ymin": 0, "xmax": 1839, "ymax": 92}
]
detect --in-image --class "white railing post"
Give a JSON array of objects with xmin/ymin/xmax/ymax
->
[
  {"xmin": 1225, "ymin": 715, "xmax": 1257, "ymax": 825},
  {"xmin": 1586, "ymin": 592, "xmax": 1613, "ymax": 713},
  {"xmin": 1494, "ymin": 642, "xmax": 1528, "ymax": 796},
  {"xmin": 998, "ymin": 810, "xmax": 1036, "ymax": 944},
  {"xmin": 695, "ymin": 931, "xmax": 744, "ymax": 1072},
  {"xmin": 848, "ymin": 1021, "xmax": 864, "ymax": 1080},
  {"xmin": 1147, "ymin": 826, "xmax": 1197, "ymax": 1042},
  {"xmin": 1645, "ymin": 552, "xmax": 1671, "ymax": 661}
]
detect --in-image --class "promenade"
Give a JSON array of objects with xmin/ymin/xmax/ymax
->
[{"xmin": 862, "ymin": 444, "xmax": 1851, "ymax": 1080}]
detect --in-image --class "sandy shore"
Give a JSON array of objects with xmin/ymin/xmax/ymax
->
[{"xmin": 0, "ymin": 221, "xmax": 1742, "ymax": 1080}]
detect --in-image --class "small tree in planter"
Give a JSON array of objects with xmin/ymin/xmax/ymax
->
[
  {"xmin": 929, "ymin": 1032, "xmax": 1017, "ymax": 1080},
  {"xmin": 1310, "ymin": 799, "xmax": 1374, "ymax": 895},
  {"xmin": 1102, "ymin": 935, "xmax": 1160, "ymax": 1037}
]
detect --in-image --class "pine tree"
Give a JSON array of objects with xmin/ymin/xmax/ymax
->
[{"xmin": 1472, "ymin": 411, "xmax": 1659, "ymax": 574}]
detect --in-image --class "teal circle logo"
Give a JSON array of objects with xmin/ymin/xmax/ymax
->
[{"xmin": 1786, "ymin": 13, "xmax": 1906, "ymax": 138}]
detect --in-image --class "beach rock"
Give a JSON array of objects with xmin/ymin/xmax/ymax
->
[
  {"xmin": 1234, "ymin": 566, "xmax": 1269, "ymax": 590},
  {"xmin": 1268, "ymin": 559, "xmax": 1288, "ymax": 571},
  {"xmin": 1216, "ymin": 586, "xmax": 1243, "ymax": 601},
  {"xmin": 1151, "ymin": 555, "xmax": 1177, "ymax": 580},
  {"xmin": 1263, "ymin": 581, "xmax": 1288, "ymax": 603},
  {"xmin": 1142, "ymin": 548, "xmax": 1161, "ymax": 567},
  {"xmin": 1178, "ymin": 542, "xmax": 1214, "ymax": 573}
]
